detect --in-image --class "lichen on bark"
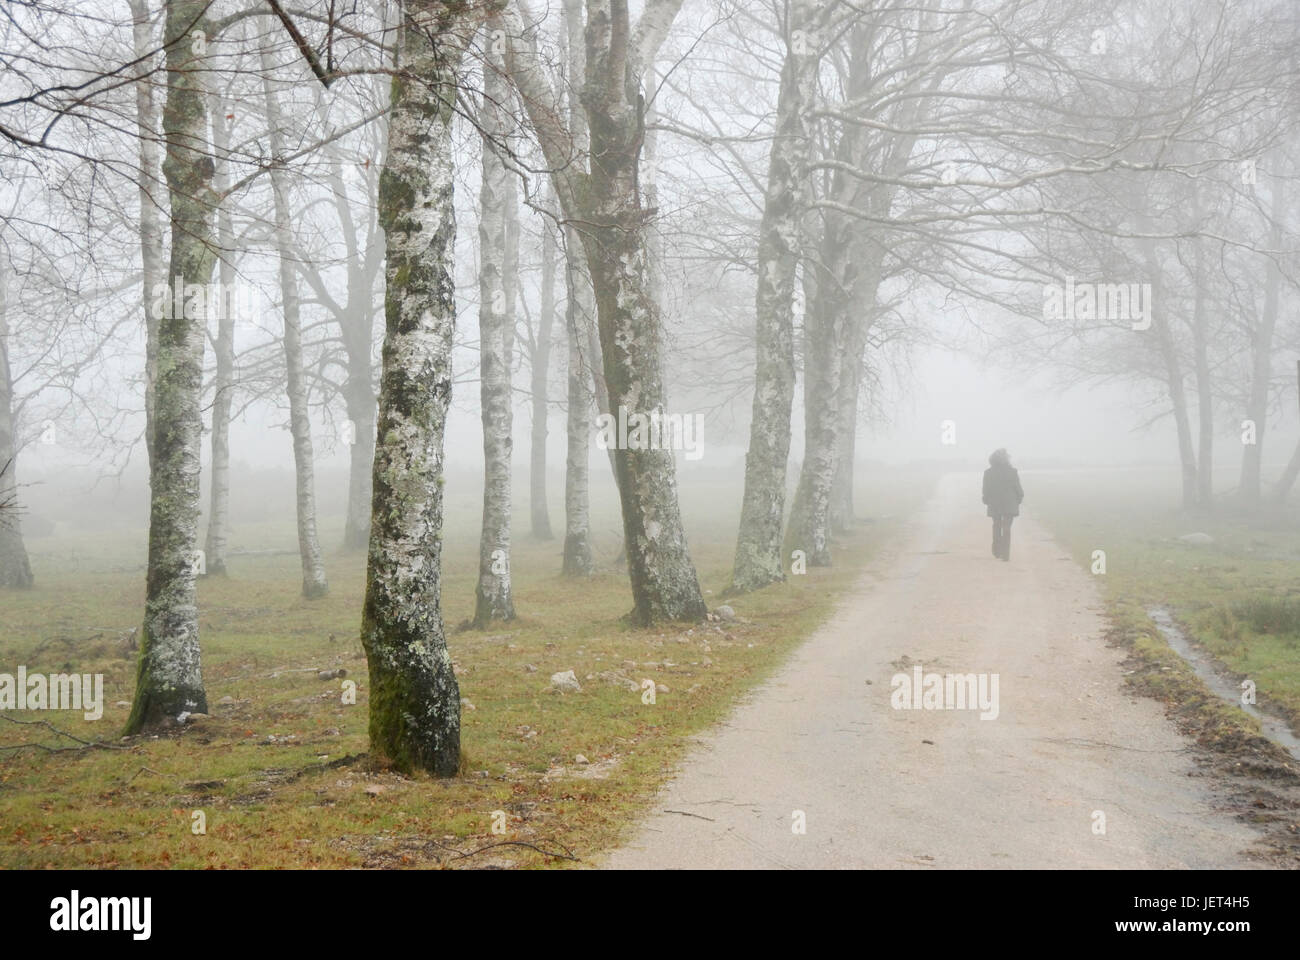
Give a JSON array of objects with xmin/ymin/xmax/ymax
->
[{"xmin": 360, "ymin": 0, "xmax": 473, "ymax": 775}]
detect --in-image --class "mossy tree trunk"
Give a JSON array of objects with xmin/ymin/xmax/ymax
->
[
  {"xmin": 578, "ymin": 0, "xmax": 705, "ymax": 623},
  {"xmin": 126, "ymin": 0, "xmax": 213, "ymax": 733},
  {"xmin": 361, "ymin": 0, "xmax": 473, "ymax": 776},
  {"xmin": 503, "ymin": 0, "xmax": 702, "ymax": 622}
]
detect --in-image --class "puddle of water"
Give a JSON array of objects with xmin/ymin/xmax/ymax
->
[{"xmin": 1148, "ymin": 605, "xmax": 1300, "ymax": 761}]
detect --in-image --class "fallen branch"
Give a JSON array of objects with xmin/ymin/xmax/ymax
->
[
  {"xmin": 28, "ymin": 632, "xmax": 103, "ymax": 659},
  {"xmin": 0, "ymin": 714, "xmax": 130, "ymax": 753},
  {"xmin": 450, "ymin": 839, "xmax": 581, "ymax": 863}
]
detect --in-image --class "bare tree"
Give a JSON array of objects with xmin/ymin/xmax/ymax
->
[
  {"xmin": 502, "ymin": 0, "xmax": 707, "ymax": 623},
  {"xmin": 360, "ymin": 0, "xmax": 481, "ymax": 775},
  {"xmin": 473, "ymin": 36, "xmax": 517, "ymax": 625},
  {"xmin": 126, "ymin": 0, "xmax": 215, "ymax": 733}
]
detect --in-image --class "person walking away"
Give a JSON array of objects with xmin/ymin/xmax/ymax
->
[{"xmin": 982, "ymin": 448, "xmax": 1023, "ymax": 561}]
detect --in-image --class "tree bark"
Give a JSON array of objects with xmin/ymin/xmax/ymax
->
[
  {"xmin": 473, "ymin": 49, "xmax": 516, "ymax": 625},
  {"xmin": 578, "ymin": 0, "xmax": 705, "ymax": 623},
  {"xmin": 730, "ymin": 0, "xmax": 820, "ymax": 593},
  {"xmin": 361, "ymin": 0, "xmax": 469, "ymax": 775},
  {"xmin": 126, "ymin": 0, "xmax": 213, "ymax": 733},
  {"xmin": 262, "ymin": 52, "xmax": 329, "ymax": 598}
]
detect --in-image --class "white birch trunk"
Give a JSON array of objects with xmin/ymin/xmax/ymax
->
[
  {"xmin": 127, "ymin": 0, "xmax": 213, "ymax": 733},
  {"xmin": 473, "ymin": 47, "xmax": 516, "ymax": 625},
  {"xmin": 360, "ymin": 0, "xmax": 469, "ymax": 775}
]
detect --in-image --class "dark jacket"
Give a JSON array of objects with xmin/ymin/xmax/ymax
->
[{"xmin": 983, "ymin": 463, "xmax": 1023, "ymax": 517}]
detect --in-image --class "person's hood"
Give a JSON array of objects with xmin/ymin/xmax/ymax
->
[{"xmin": 989, "ymin": 448, "xmax": 1010, "ymax": 467}]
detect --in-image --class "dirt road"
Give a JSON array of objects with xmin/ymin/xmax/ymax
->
[{"xmin": 601, "ymin": 473, "xmax": 1262, "ymax": 869}]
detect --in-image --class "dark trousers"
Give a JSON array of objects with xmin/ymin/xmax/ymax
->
[{"xmin": 991, "ymin": 515, "xmax": 1013, "ymax": 560}]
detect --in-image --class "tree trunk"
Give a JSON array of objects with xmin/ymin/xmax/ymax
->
[
  {"xmin": 560, "ymin": 0, "xmax": 594, "ymax": 576},
  {"xmin": 333, "ymin": 151, "xmax": 383, "ymax": 553},
  {"xmin": 262, "ymin": 53, "xmax": 328, "ymax": 598},
  {"xmin": 473, "ymin": 51, "xmax": 516, "ymax": 626},
  {"xmin": 782, "ymin": 20, "xmax": 869, "ymax": 568},
  {"xmin": 1240, "ymin": 172, "xmax": 1284, "ymax": 508},
  {"xmin": 1191, "ymin": 244, "xmax": 1213, "ymax": 511},
  {"xmin": 203, "ymin": 84, "xmax": 236, "ymax": 577},
  {"xmin": 785, "ymin": 256, "xmax": 847, "ymax": 567},
  {"xmin": 828, "ymin": 370, "xmax": 859, "ymax": 534},
  {"xmin": 730, "ymin": 0, "xmax": 819, "ymax": 593},
  {"xmin": 1141, "ymin": 239, "xmax": 1198, "ymax": 511},
  {"xmin": 0, "ymin": 269, "xmax": 34, "ymax": 589},
  {"xmin": 342, "ymin": 345, "xmax": 378, "ymax": 550},
  {"xmin": 361, "ymin": 0, "xmax": 467, "ymax": 776},
  {"xmin": 578, "ymin": 0, "xmax": 706, "ymax": 624},
  {"xmin": 130, "ymin": 0, "xmax": 165, "ymax": 468},
  {"xmin": 530, "ymin": 206, "xmax": 556, "ymax": 541},
  {"xmin": 126, "ymin": 0, "xmax": 213, "ymax": 733},
  {"xmin": 562, "ymin": 239, "xmax": 596, "ymax": 575},
  {"xmin": 1273, "ymin": 435, "xmax": 1300, "ymax": 507}
]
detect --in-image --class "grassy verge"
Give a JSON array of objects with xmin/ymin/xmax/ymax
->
[
  {"xmin": 0, "ymin": 468, "xmax": 930, "ymax": 869},
  {"xmin": 1031, "ymin": 469, "xmax": 1300, "ymax": 742},
  {"xmin": 1031, "ymin": 468, "xmax": 1300, "ymax": 863}
]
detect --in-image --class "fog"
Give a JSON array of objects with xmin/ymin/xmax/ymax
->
[{"xmin": 2, "ymin": 0, "xmax": 1299, "ymax": 880}]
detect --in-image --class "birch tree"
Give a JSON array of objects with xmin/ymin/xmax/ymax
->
[
  {"xmin": 502, "ymin": 0, "xmax": 707, "ymax": 623},
  {"xmin": 730, "ymin": 0, "xmax": 824, "ymax": 592},
  {"xmin": 528, "ymin": 198, "xmax": 558, "ymax": 540},
  {"xmin": 262, "ymin": 46, "xmax": 329, "ymax": 598},
  {"xmin": 126, "ymin": 0, "xmax": 214, "ymax": 732},
  {"xmin": 360, "ymin": 0, "xmax": 481, "ymax": 775},
  {"xmin": 473, "ymin": 38, "xmax": 516, "ymax": 625},
  {"xmin": 0, "ymin": 269, "xmax": 34, "ymax": 589}
]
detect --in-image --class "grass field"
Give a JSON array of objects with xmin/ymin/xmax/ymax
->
[
  {"xmin": 1031, "ymin": 467, "xmax": 1300, "ymax": 745},
  {"xmin": 0, "ymin": 466, "xmax": 933, "ymax": 869}
]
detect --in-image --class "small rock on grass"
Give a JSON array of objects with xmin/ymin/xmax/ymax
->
[
  {"xmin": 715, "ymin": 604, "xmax": 737, "ymax": 621},
  {"xmin": 550, "ymin": 669, "xmax": 581, "ymax": 693},
  {"xmin": 574, "ymin": 754, "xmax": 589, "ymax": 765}
]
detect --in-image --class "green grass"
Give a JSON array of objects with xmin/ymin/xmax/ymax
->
[
  {"xmin": 1031, "ymin": 468, "xmax": 1300, "ymax": 741},
  {"xmin": 0, "ymin": 468, "xmax": 932, "ymax": 869}
]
